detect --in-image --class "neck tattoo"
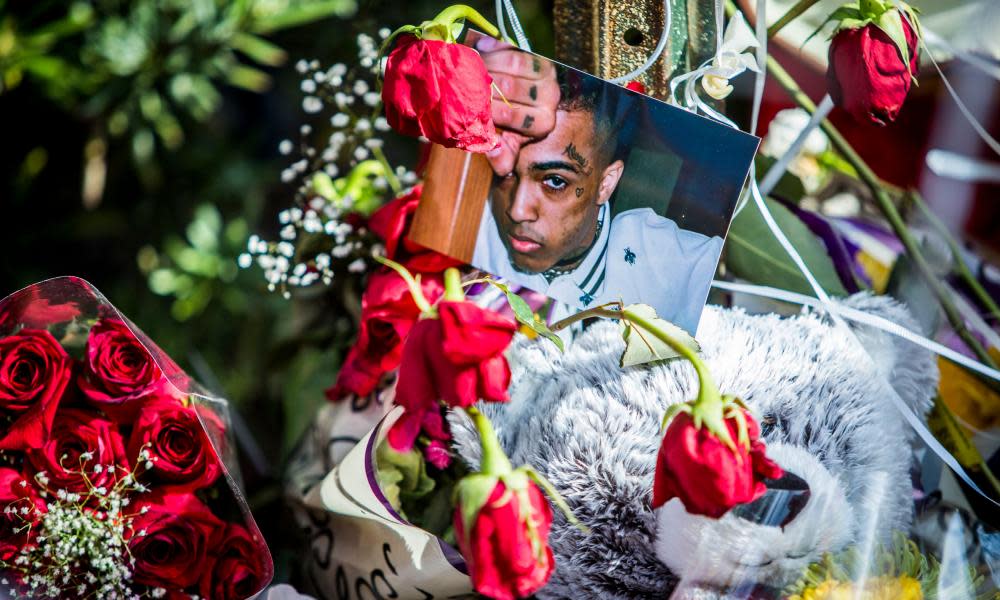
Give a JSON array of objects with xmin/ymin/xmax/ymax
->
[{"xmin": 541, "ymin": 218, "xmax": 603, "ymax": 283}]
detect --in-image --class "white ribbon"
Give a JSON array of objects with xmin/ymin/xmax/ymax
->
[{"xmin": 757, "ymin": 95, "xmax": 834, "ymax": 198}]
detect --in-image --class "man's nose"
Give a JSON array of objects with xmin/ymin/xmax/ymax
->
[{"xmin": 507, "ymin": 183, "xmax": 538, "ymax": 223}]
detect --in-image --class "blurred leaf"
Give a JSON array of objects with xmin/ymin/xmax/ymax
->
[
  {"xmin": 231, "ymin": 32, "xmax": 287, "ymax": 67},
  {"xmin": 754, "ymin": 156, "xmax": 805, "ymax": 202},
  {"xmin": 225, "ymin": 64, "xmax": 271, "ymax": 92},
  {"xmin": 620, "ymin": 304, "xmax": 699, "ymax": 367},
  {"xmin": 726, "ymin": 196, "xmax": 848, "ymax": 297},
  {"xmin": 250, "ymin": 0, "xmax": 355, "ymax": 34}
]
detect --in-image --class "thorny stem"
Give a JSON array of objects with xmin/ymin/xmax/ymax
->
[
  {"xmin": 910, "ymin": 190, "xmax": 1000, "ymax": 325},
  {"xmin": 465, "ymin": 405, "xmax": 513, "ymax": 475},
  {"xmin": 767, "ymin": 0, "xmax": 824, "ymax": 39},
  {"xmin": 764, "ymin": 50, "xmax": 998, "ymax": 369},
  {"xmin": 370, "ymin": 145, "xmax": 401, "ymax": 195},
  {"xmin": 621, "ymin": 307, "xmax": 722, "ymax": 409}
]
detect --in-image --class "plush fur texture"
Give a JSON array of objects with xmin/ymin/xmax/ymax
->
[{"xmin": 450, "ymin": 294, "xmax": 937, "ymax": 599}]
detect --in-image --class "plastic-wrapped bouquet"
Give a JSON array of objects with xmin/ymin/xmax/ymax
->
[{"xmin": 0, "ymin": 277, "xmax": 271, "ymax": 599}]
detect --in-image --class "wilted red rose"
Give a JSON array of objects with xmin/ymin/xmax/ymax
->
[
  {"xmin": 128, "ymin": 396, "xmax": 224, "ymax": 492},
  {"xmin": 455, "ymin": 479, "xmax": 554, "ymax": 600},
  {"xmin": 652, "ymin": 409, "xmax": 783, "ymax": 518},
  {"xmin": 199, "ymin": 523, "xmax": 272, "ymax": 600},
  {"xmin": 0, "ymin": 329, "xmax": 73, "ymax": 451},
  {"xmin": 79, "ymin": 318, "xmax": 167, "ymax": 420},
  {"xmin": 0, "ymin": 468, "xmax": 45, "ymax": 561},
  {"xmin": 827, "ymin": 15, "xmax": 919, "ymax": 125},
  {"xmin": 382, "ymin": 34, "xmax": 499, "ymax": 153},
  {"xmin": 368, "ymin": 185, "xmax": 463, "ymax": 273},
  {"xmin": 387, "ymin": 301, "xmax": 516, "ymax": 452},
  {"xmin": 326, "ymin": 269, "xmax": 445, "ymax": 401},
  {"xmin": 24, "ymin": 408, "xmax": 129, "ymax": 496},
  {"xmin": 130, "ymin": 491, "xmax": 224, "ymax": 589}
]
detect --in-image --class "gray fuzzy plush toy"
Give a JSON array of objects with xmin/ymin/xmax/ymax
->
[{"xmin": 451, "ymin": 294, "xmax": 937, "ymax": 599}]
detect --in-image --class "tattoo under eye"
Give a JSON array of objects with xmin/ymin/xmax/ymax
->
[
  {"xmin": 575, "ymin": 188, "xmax": 584, "ymax": 197},
  {"xmin": 522, "ymin": 115, "xmax": 534, "ymax": 129}
]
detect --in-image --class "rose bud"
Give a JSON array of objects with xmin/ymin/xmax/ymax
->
[
  {"xmin": 455, "ymin": 476, "xmax": 554, "ymax": 600},
  {"xmin": 0, "ymin": 328, "xmax": 73, "ymax": 450},
  {"xmin": 381, "ymin": 5, "xmax": 503, "ymax": 153},
  {"xmin": 24, "ymin": 408, "xmax": 129, "ymax": 497},
  {"xmin": 825, "ymin": 5, "xmax": 920, "ymax": 125},
  {"xmin": 652, "ymin": 407, "xmax": 783, "ymax": 518},
  {"xmin": 452, "ymin": 408, "xmax": 585, "ymax": 600},
  {"xmin": 199, "ymin": 523, "xmax": 273, "ymax": 600},
  {"xmin": 129, "ymin": 491, "xmax": 224, "ymax": 589},
  {"xmin": 78, "ymin": 317, "xmax": 168, "ymax": 420},
  {"xmin": 127, "ymin": 395, "xmax": 225, "ymax": 492}
]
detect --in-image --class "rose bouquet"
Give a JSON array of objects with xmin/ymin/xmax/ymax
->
[{"xmin": 0, "ymin": 277, "xmax": 272, "ymax": 599}]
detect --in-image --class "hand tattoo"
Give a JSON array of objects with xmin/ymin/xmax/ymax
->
[
  {"xmin": 529, "ymin": 85, "xmax": 538, "ymax": 101},
  {"xmin": 532, "ymin": 57, "xmax": 541, "ymax": 73},
  {"xmin": 522, "ymin": 114, "xmax": 534, "ymax": 130}
]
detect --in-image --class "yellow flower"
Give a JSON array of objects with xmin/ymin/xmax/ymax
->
[{"xmin": 789, "ymin": 575, "xmax": 922, "ymax": 600}]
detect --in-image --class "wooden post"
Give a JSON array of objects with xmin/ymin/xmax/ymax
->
[{"xmin": 553, "ymin": 0, "xmax": 718, "ymax": 100}]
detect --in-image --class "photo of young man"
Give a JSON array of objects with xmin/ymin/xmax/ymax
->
[{"xmin": 470, "ymin": 36, "xmax": 725, "ymax": 333}]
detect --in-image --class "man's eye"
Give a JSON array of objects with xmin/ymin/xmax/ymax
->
[{"xmin": 542, "ymin": 175, "xmax": 568, "ymax": 191}]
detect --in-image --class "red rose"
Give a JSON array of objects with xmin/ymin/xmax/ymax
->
[
  {"xmin": 455, "ymin": 479, "xmax": 554, "ymax": 600},
  {"xmin": 0, "ymin": 468, "xmax": 45, "ymax": 561},
  {"xmin": 130, "ymin": 491, "xmax": 224, "ymax": 589},
  {"xmin": 24, "ymin": 408, "xmax": 129, "ymax": 496},
  {"xmin": 827, "ymin": 14, "xmax": 919, "ymax": 125},
  {"xmin": 387, "ymin": 301, "xmax": 515, "ymax": 452},
  {"xmin": 652, "ymin": 409, "xmax": 784, "ymax": 518},
  {"xmin": 128, "ymin": 396, "xmax": 224, "ymax": 492},
  {"xmin": 382, "ymin": 35, "xmax": 499, "ymax": 153},
  {"xmin": 199, "ymin": 524, "xmax": 272, "ymax": 600},
  {"xmin": 0, "ymin": 285, "xmax": 81, "ymax": 333},
  {"xmin": 326, "ymin": 269, "xmax": 445, "ymax": 401},
  {"xmin": 79, "ymin": 318, "xmax": 167, "ymax": 421},
  {"xmin": 0, "ymin": 329, "xmax": 72, "ymax": 450},
  {"xmin": 368, "ymin": 186, "xmax": 463, "ymax": 273}
]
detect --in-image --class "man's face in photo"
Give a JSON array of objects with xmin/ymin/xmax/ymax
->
[{"xmin": 490, "ymin": 107, "xmax": 625, "ymax": 274}]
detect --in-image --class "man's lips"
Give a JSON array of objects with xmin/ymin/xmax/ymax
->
[{"xmin": 507, "ymin": 233, "xmax": 542, "ymax": 254}]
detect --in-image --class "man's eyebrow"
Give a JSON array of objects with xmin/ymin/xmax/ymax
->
[{"xmin": 529, "ymin": 161, "xmax": 580, "ymax": 173}]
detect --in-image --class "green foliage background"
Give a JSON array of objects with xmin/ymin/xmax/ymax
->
[{"xmin": 0, "ymin": 0, "xmax": 552, "ymax": 583}]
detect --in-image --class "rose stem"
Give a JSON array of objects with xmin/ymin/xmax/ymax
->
[
  {"xmin": 767, "ymin": 0, "xmax": 824, "ymax": 39},
  {"xmin": 909, "ymin": 190, "xmax": 1000, "ymax": 324},
  {"xmin": 760, "ymin": 52, "xmax": 996, "ymax": 368},
  {"xmin": 432, "ymin": 5, "xmax": 501, "ymax": 39},
  {"xmin": 465, "ymin": 405, "xmax": 512, "ymax": 475}
]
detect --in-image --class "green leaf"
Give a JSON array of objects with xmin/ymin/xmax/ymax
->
[
  {"xmin": 804, "ymin": 5, "xmax": 863, "ymax": 45},
  {"xmin": 755, "ymin": 156, "xmax": 805, "ymax": 202},
  {"xmin": 620, "ymin": 303, "xmax": 700, "ymax": 368},
  {"xmin": 311, "ymin": 172, "xmax": 337, "ymax": 200},
  {"xmin": 249, "ymin": 0, "xmax": 354, "ymax": 35},
  {"xmin": 487, "ymin": 280, "xmax": 563, "ymax": 352},
  {"xmin": 225, "ymin": 64, "xmax": 271, "ymax": 93},
  {"xmin": 230, "ymin": 32, "xmax": 287, "ymax": 67},
  {"xmin": 454, "ymin": 473, "xmax": 499, "ymax": 540},
  {"xmin": 875, "ymin": 9, "xmax": 912, "ymax": 74},
  {"xmin": 726, "ymin": 196, "xmax": 848, "ymax": 297}
]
